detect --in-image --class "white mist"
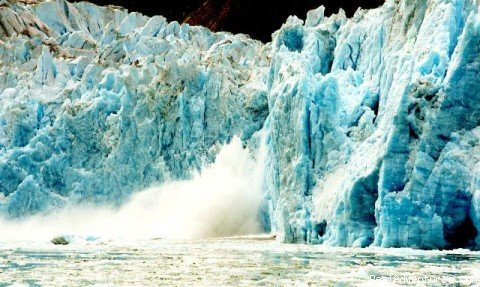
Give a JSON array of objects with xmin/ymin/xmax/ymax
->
[{"xmin": 0, "ymin": 137, "xmax": 266, "ymax": 242}]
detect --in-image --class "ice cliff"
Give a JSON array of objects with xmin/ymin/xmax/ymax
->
[
  {"xmin": 0, "ymin": 0, "xmax": 270, "ymax": 217},
  {"xmin": 1, "ymin": 0, "xmax": 480, "ymax": 249}
]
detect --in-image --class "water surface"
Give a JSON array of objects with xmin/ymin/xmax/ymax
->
[{"xmin": 1, "ymin": 238, "xmax": 479, "ymax": 286}]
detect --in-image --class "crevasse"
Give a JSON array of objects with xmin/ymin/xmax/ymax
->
[{"xmin": 0, "ymin": 0, "xmax": 480, "ymax": 249}]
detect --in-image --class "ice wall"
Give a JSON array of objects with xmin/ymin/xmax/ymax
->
[
  {"xmin": 265, "ymin": 0, "xmax": 480, "ymax": 249},
  {"xmin": 0, "ymin": 0, "xmax": 269, "ymax": 217},
  {"xmin": 1, "ymin": 0, "xmax": 480, "ymax": 249}
]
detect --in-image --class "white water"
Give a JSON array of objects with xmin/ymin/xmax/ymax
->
[
  {"xmin": 2, "ymin": 239, "xmax": 480, "ymax": 286},
  {"xmin": 0, "ymin": 137, "xmax": 266, "ymax": 242}
]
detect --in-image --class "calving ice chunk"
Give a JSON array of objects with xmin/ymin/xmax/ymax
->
[{"xmin": 0, "ymin": 0, "xmax": 480, "ymax": 250}]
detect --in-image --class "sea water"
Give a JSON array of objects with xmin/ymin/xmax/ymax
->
[{"xmin": 1, "ymin": 238, "xmax": 479, "ymax": 286}]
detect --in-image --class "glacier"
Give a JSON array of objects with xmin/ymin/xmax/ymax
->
[{"xmin": 0, "ymin": 0, "xmax": 480, "ymax": 250}]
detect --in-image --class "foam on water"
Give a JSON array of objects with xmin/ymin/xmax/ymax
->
[{"xmin": 1, "ymin": 238, "xmax": 479, "ymax": 286}]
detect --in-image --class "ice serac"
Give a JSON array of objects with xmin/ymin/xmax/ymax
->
[
  {"xmin": 0, "ymin": 0, "xmax": 269, "ymax": 216},
  {"xmin": 1, "ymin": 0, "xmax": 480, "ymax": 249},
  {"xmin": 265, "ymin": 0, "xmax": 480, "ymax": 249}
]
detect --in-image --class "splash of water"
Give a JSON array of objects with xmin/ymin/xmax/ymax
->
[{"xmin": 0, "ymin": 137, "xmax": 266, "ymax": 242}]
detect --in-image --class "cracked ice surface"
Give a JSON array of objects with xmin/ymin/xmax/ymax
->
[{"xmin": 1, "ymin": 0, "xmax": 480, "ymax": 249}]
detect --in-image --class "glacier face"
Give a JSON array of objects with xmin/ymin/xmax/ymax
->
[
  {"xmin": 1, "ymin": 0, "xmax": 480, "ymax": 249},
  {"xmin": 0, "ymin": 0, "xmax": 269, "ymax": 217},
  {"xmin": 265, "ymin": 0, "xmax": 480, "ymax": 249}
]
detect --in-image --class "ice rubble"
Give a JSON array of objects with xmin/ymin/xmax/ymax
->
[{"xmin": 1, "ymin": 0, "xmax": 480, "ymax": 249}]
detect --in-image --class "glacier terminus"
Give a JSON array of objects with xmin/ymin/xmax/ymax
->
[{"xmin": 0, "ymin": 0, "xmax": 480, "ymax": 251}]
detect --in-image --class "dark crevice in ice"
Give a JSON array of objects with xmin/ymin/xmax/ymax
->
[
  {"xmin": 314, "ymin": 220, "xmax": 327, "ymax": 238},
  {"xmin": 346, "ymin": 166, "xmax": 380, "ymax": 247},
  {"xmin": 279, "ymin": 28, "xmax": 304, "ymax": 52},
  {"xmin": 444, "ymin": 216, "xmax": 478, "ymax": 250}
]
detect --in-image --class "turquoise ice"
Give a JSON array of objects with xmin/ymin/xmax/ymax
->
[{"xmin": 1, "ymin": 0, "xmax": 480, "ymax": 249}]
